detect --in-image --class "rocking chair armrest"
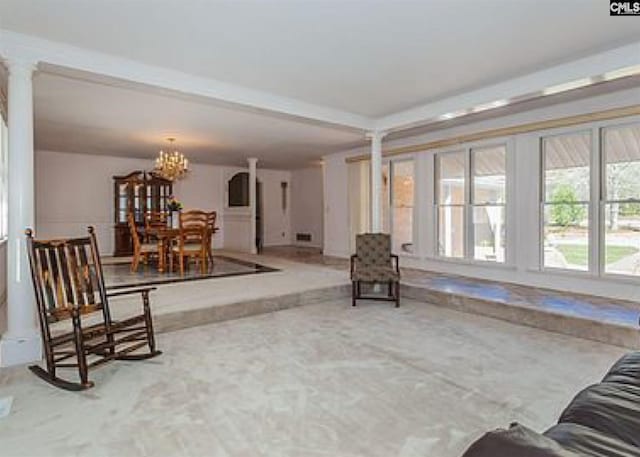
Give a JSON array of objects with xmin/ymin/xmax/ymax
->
[
  {"xmin": 390, "ymin": 254, "xmax": 400, "ymax": 273},
  {"xmin": 106, "ymin": 286, "xmax": 157, "ymax": 298}
]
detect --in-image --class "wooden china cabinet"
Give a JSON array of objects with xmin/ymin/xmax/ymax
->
[{"xmin": 113, "ymin": 171, "xmax": 172, "ymax": 256}]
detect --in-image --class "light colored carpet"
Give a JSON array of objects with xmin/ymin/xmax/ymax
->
[{"xmin": 0, "ymin": 298, "xmax": 625, "ymax": 457}]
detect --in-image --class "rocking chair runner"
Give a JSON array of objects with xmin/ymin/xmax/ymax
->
[
  {"xmin": 350, "ymin": 233, "xmax": 401, "ymax": 307},
  {"xmin": 26, "ymin": 227, "xmax": 161, "ymax": 391}
]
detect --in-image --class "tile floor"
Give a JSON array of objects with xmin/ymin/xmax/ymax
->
[
  {"xmin": 104, "ymin": 255, "xmax": 277, "ymax": 289},
  {"xmin": 0, "ymin": 298, "xmax": 626, "ymax": 457}
]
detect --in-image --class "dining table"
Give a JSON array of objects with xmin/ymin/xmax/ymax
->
[{"xmin": 144, "ymin": 225, "xmax": 219, "ymax": 273}]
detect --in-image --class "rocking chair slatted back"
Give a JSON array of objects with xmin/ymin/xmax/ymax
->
[{"xmin": 26, "ymin": 228, "xmax": 107, "ymax": 323}]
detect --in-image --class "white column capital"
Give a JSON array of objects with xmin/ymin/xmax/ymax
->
[
  {"xmin": 247, "ymin": 157, "xmax": 258, "ymax": 166},
  {"xmin": 365, "ymin": 130, "xmax": 388, "ymax": 142},
  {"xmin": 5, "ymin": 56, "xmax": 38, "ymax": 76}
]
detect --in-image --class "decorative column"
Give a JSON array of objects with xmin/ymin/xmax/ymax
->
[
  {"xmin": 0, "ymin": 57, "xmax": 41, "ymax": 367},
  {"xmin": 366, "ymin": 131, "xmax": 387, "ymax": 233},
  {"xmin": 248, "ymin": 157, "xmax": 258, "ymax": 255}
]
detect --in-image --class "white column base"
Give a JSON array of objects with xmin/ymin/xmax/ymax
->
[{"xmin": 0, "ymin": 331, "xmax": 41, "ymax": 367}]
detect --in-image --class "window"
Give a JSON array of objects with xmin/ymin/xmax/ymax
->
[
  {"xmin": 436, "ymin": 145, "xmax": 507, "ymax": 262},
  {"xmin": 348, "ymin": 158, "xmax": 415, "ymax": 255},
  {"xmin": 603, "ymin": 124, "xmax": 640, "ymax": 277},
  {"xmin": 472, "ymin": 146, "xmax": 506, "ymax": 262},
  {"xmin": 348, "ymin": 160, "xmax": 371, "ymax": 251},
  {"xmin": 0, "ymin": 118, "xmax": 7, "ymax": 239},
  {"xmin": 542, "ymin": 132, "xmax": 591, "ymax": 271},
  {"xmin": 436, "ymin": 151, "xmax": 465, "ymax": 258},
  {"xmin": 539, "ymin": 121, "xmax": 640, "ymax": 278},
  {"xmin": 391, "ymin": 160, "xmax": 414, "ymax": 254},
  {"xmin": 228, "ymin": 172, "xmax": 249, "ymax": 207}
]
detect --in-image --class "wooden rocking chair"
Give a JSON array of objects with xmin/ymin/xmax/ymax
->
[{"xmin": 26, "ymin": 226, "xmax": 161, "ymax": 391}]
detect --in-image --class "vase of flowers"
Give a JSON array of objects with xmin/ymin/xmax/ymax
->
[{"xmin": 166, "ymin": 196, "xmax": 183, "ymax": 229}]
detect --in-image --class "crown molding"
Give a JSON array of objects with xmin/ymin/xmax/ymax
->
[
  {"xmin": 1, "ymin": 29, "xmax": 638, "ymax": 138},
  {"xmin": 375, "ymin": 41, "xmax": 640, "ymax": 133},
  {"xmin": 0, "ymin": 29, "xmax": 373, "ymax": 132}
]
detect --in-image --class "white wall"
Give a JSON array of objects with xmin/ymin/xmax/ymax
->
[
  {"xmin": 291, "ymin": 166, "xmax": 323, "ymax": 248},
  {"xmin": 258, "ymin": 169, "xmax": 291, "ymax": 247},
  {"xmin": 323, "ymin": 87, "xmax": 640, "ymax": 302},
  {"xmin": 36, "ymin": 150, "xmax": 226, "ymax": 254},
  {"xmin": 35, "ymin": 150, "xmax": 292, "ymax": 255},
  {"xmin": 323, "ymin": 154, "xmax": 350, "ymax": 257}
]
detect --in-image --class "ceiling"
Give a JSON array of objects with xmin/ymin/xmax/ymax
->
[
  {"xmin": 1, "ymin": 0, "xmax": 640, "ymax": 117},
  {"xmin": 29, "ymin": 71, "xmax": 639, "ymax": 169},
  {"xmin": 1, "ymin": 0, "xmax": 639, "ymax": 169},
  {"xmin": 32, "ymin": 72, "xmax": 365, "ymax": 169}
]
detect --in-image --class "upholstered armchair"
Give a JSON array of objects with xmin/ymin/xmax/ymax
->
[{"xmin": 350, "ymin": 233, "xmax": 400, "ymax": 307}]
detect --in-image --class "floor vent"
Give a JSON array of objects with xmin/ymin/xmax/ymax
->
[{"xmin": 296, "ymin": 233, "xmax": 312, "ymax": 242}]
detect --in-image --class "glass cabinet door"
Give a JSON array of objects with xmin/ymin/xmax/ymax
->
[
  {"xmin": 133, "ymin": 183, "xmax": 143, "ymax": 223},
  {"xmin": 118, "ymin": 183, "xmax": 128, "ymax": 223}
]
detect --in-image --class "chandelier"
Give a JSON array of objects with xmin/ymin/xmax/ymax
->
[{"xmin": 154, "ymin": 137, "xmax": 189, "ymax": 181}]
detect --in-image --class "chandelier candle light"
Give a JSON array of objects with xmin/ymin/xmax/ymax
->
[{"xmin": 154, "ymin": 137, "xmax": 189, "ymax": 181}]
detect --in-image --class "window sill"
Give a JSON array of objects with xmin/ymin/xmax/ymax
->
[
  {"xmin": 395, "ymin": 251, "xmax": 419, "ymax": 259},
  {"xmin": 423, "ymin": 255, "xmax": 517, "ymax": 271},
  {"xmin": 528, "ymin": 267, "xmax": 640, "ymax": 285}
]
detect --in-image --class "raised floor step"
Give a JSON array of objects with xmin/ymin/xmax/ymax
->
[{"xmin": 401, "ymin": 272, "xmax": 639, "ymax": 348}]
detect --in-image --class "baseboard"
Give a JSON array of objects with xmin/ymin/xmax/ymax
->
[{"xmin": 0, "ymin": 332, "xmax": 42, "ymax": 367}]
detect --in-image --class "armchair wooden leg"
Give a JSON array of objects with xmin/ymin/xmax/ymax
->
[
  {"xmin": 395, "ymin": 281, "xmax": 400, "ymax": 308},
  {"xmin": 352, "ymin": 281, "xmax": 357, "ymax": 307}
]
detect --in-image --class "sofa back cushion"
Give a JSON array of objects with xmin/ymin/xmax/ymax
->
[
  {"xmin": 462, "ymin": 423, "xmax": 577, "ymax": 457},
  {"xmin": 545, "ymin": 423, "xmax": 640, "ymax": 457},
  {"xmin": 558, "ymin": 382, "xmax": 640, "ymax": 448},
  {"xmin": 603, "ymin": 352, "xmax": 640, "ymax": 387}
]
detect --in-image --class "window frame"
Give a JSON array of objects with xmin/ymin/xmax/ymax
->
[
  {"xmin": 599, "ymin": 120, "xmax": 640, "ymax": 279},
  {"xmin": 383, "ymin": 156, "xmax": 417, "ymax": 256},
  {"xmin": 539, "ymin": 129, "xmax": 594, "ymax": 274},
  {"xmin": 470, "ymin": 145, "xmax": 507, "ymax": 263},
  {"xmin": 434, "ymin": 142, "xmax": 509, "ymax": 264},
  {"xmin": 537, "ymin": 117, "xmax": 640, "ymax": 280},
  {"xmin": 435, "ymin": 149, "xmax": 467, "ymax": 259}
]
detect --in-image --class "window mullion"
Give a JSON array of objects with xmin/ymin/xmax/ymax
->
[
  {"xmin": 590, "ymin": 127, "xmax": 602, "ymax": 275},
  {"xmin": 465, "ymin": 148, "xmax": 473, "ymax": 259}
]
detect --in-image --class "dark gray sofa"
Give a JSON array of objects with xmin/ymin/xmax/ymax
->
[{"xmin": 462, "ymin": 352, "xmax": 640, "ymax": 457}]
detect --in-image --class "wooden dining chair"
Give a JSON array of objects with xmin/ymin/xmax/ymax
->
[
  {"xmin": 180, "ymin": 209, "xmax": 208, "ymax": 230},
  {"xmin": 171, "ymin": 225, "xmax": 208, "ymax": 275},
  {"xmin": 128, "ymin": 213, "xmax": 159, "ymax": 272},
  {"xmin": 206, "ymin": 211, "xmax": 217, "ymax": 264},
  {"xmin": 144, "ymin": 211, "xmax": 167, "ymax": 241},
  {"xmin": 25, "ymin": 227, "xmax": 161, "ymax": 391}
]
